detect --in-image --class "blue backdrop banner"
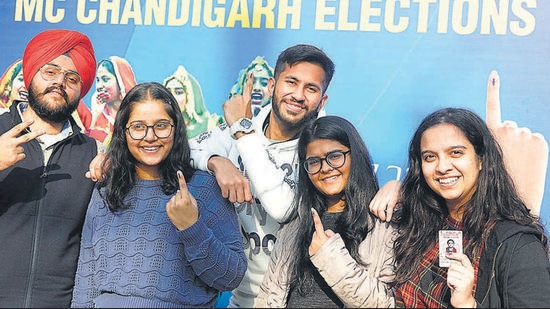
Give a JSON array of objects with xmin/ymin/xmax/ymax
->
[{"xmin": 1, "ymin": 0, "xmax": 548, "ymax": 256}]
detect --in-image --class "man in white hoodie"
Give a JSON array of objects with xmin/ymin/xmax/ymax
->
[{"xmin": 189, "ymin": 44, "xmax": 335, "ymax": 308}]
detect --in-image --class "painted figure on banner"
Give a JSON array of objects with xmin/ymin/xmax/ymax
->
[
  {"xmin": 0, "ymin": 59, "xmax": 26, "ymax": 114},
  {"xmin": 88, "ymin": 56, "xmax": 137, "ymax": 145},
  {"xmin": 163, "ymin": 65, "xmax": 223, "ymax": 138},
  {"xmin": 229, "ymin": 56, "xmax": 274, "ymax": 118}
]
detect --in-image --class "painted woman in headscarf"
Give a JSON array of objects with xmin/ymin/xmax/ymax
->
[
  {"xmin": 88, "ymin": 56, "xmax": 137, "ymax": 144},
  {"xmin": 163, "ymin": 65, "xmax": 223, "ymax": 138},
  {"xmin": 0, "ymin": 59, "xmax": 26, "ymax": 114},
  {"xmin": 229, "ymin": 56, "xmax": 274, "ymax": 118}
]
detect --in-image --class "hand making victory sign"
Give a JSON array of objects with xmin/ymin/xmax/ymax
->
[
  {"xmin": 485, "ymin": 71, "xmax": 548, "ymax": 216},
  {"xmin": 166, "ymin": 170, "xmax": 199, "ymax": 231},
  {"xmin": 0, "ymin": 118, "xmax": 45, "ymax": 171},
  {"xmin": 309, "ymin": 208, "xmax": 335, "ymax": 256}
]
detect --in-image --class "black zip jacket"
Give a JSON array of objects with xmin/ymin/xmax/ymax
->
[
  {"xmin": 0, "ymin": 103, "xmax": 98, "ymax": 308},
  {"xmin": 476, "ymin": 219, "xmax": 550, "ymax": 307}
]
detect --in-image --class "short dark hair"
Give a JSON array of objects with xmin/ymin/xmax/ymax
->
[{"xmin": 274, "ymin": 44, "xmax": 335, "ymax": 94}]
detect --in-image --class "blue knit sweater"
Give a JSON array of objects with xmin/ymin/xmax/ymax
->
[{"xmin": 70, "ymin": 171, "xmax": 246, "ymax": 308}]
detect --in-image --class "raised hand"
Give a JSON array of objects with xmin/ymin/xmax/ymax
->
[
  {"xmin": 309, "ymin": 208, "xmax": 335, "ymax": 256},
  {"xmin": 95, "ymin": 87, "xmax": 111, "ymax": 105},
  {"xmin": 0, "ymin": 119, "xmax": 45, "ymax": 171},
  {"xmin": 486, "ymin": 71, "xmax": 548, "ymax": 216},
  {"xmin": 446, "ymin": 253, "xmax": 476, "ymax": 308},
  {"xmin": 222, "ymin": 71, "xmax": 254, "ymax": 126},
  {"xmin": 166, "ymin": 170, "xmax": 199, "ymax": 231}
]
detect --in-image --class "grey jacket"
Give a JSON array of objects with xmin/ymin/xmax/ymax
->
[{"xmin": 255, "ymin": 216, "xmax": 396, "ymax": 308}]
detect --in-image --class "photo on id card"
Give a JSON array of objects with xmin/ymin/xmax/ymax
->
[{"xmin": 439, "ymin": 230, "xmax": 462, "ymax": 267}]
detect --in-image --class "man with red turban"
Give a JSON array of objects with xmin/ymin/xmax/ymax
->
[{"xmin": 0, "ymin": 29, "xmax": 102, "ymax": 308}]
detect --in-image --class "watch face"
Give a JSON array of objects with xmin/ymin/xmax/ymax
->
[{"xmin": 240, "ymin": 118, "xmax": 252, "ymax": 129}]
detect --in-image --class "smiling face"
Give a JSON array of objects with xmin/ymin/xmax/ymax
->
[
  {"xmin": 420, "ymin": 123, "xmax": 482, "ymax": 213},
  {"xmin": 271, "ymin": 62, "xmax": 328, "ymax": 135},
  {"xmin": 95, "ymin": 62, "xmax": 120, "ymax": 105},
  {"xmin": 306, "ymin": 138, "xmax": 351, "ymax": 210},
  {"xmin": 10, "ymin": 70, "xmax": 27, "ymax": 102},
  {"xmin": 126, "ymin": 99, "xmax": 174, "ymax": 180},
  {"xmin": 27, "ymin": 54, "xmax": 81, "ymax": 123}
]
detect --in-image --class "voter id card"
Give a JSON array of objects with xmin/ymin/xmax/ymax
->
[{"xmin": 439, "ymin": 230, "xmax": 462, "ymax": 267}]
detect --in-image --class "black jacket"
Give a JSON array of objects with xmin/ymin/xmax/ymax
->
[
  {"xmin": 475, "ymin": 219, "xmax": 550, "ymax": 307},
  {"xmin": 0, "ymin": 103, "xmax": 98, "ymax": 308}
]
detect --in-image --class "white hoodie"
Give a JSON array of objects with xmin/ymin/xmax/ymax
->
[{"xmin": 189, "ymin": 106, "xmax": 300, "ymax": 308}]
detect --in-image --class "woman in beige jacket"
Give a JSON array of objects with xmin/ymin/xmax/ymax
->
[{"xmin": 255, "ymin": 116, "xmax": 396, "ymax": 308}]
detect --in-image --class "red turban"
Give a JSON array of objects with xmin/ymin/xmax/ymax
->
[{"xmin": 22, "ymin": 29, "xmax": 96, "ymax": 98}]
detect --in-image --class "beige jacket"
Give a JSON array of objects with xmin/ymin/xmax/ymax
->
[{"xmin": 255, "ymin": 216, "xmax": 396, "ymax": 308}]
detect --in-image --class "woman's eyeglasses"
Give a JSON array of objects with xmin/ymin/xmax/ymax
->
[
  {"xmin": 126, "ymin": 121, "xmax": 174, "ymax": 140},
  {"xmin": 303, "ymin": 149, "xmax": 350, "ymax": 174}
]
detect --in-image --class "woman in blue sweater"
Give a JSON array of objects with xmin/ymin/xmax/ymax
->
[{"xmin": 71, "ymin": 82, "xmax": 247, "ymax": 308}]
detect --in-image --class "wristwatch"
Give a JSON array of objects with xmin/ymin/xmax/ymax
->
[{"xmin": 230, "ymin": 117, "xmax": 254, "ymax": 139}]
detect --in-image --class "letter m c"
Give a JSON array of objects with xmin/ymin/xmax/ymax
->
[{"xmin": 15, "ymin": 0, "xmax": 43, "ymax": 22}]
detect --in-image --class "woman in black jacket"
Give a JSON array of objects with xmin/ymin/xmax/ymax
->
[{"xmin": 393, "ymin": 107, "xmax": 550, "ymax": 308}]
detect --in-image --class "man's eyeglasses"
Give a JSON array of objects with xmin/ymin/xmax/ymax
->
[
  {"xmin": 303, "ymin": 150, "xmax": 350, "ymax": 175},
  {"xmin": 126, "ymin": 121, "xmax": 174, "ymax": 140},
  {"xmin": 39, "ymin": 64, "xmax": 81, "ymax": 89}
]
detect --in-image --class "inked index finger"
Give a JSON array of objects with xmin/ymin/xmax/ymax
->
[
  {"xmin": 243, "ymin": 71, "xmax": 254, "ymax": 118},
  {"xmin": 311, "ymin": 208, "xmax": 325, "ymax": 235},
  {"xmin": 177, "ymin": 170, "xmax": 189, "ymax": 195},
  {"xmin": 243, "ymin": 71, "xmax": 254, "ymax": 99},
  {"xmin": 485, "ymin": 70, "xmax": 502, "ymax": 130}
]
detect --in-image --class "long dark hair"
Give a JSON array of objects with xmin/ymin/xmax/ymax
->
[
  {"xmin": 393, "ymin": 107, "xmax": 548, "ymax": 284},
  {"xmin": 284, "ymin": 115, "xmax": 379, "ymax": 293},
  {"xmin": 98, "ymin": 82, "xmax": 195, "ymax": 211}
]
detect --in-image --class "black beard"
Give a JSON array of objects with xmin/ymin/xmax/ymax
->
[
  {"xmin": 271, "ymin": 93, "xmax": 319, "ymax": 134},
  {"xmin": 27, "ymin": 84, "xmax": 79, "ymax": 123}
]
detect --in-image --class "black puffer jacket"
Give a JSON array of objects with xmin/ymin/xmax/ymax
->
[
  {"xmin": 0, "ymin": 103, "xmax": 98, "ymax": 308},
  {"xmin": 475, "ymin": 219, "xmax": 550, "ymax": 308}
]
